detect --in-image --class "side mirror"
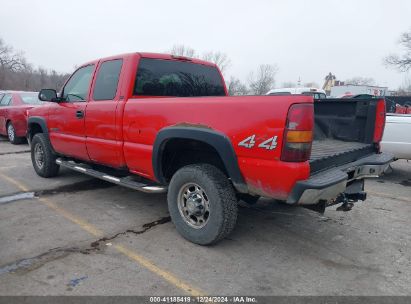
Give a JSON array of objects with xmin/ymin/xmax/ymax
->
[{"xmin": 39, "ymin": 89, "xmax": 58, "ymax": 102}]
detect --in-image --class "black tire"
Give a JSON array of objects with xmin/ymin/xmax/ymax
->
[
  {"xmin": 167, "ymin": 164, "xmax": 237, "ymax": 245},
  {"xmin": 31, "ymin": 133, "xmax": 60, "ymax": 177},
  {"xmin": 7, "ymin": 122, "xmax": 25, "ymax": 145}
]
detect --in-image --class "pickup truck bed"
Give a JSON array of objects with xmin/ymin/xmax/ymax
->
[
  {"xmin": 310, "ymin": 140, "xmax": 374, "ymax": 172},
  {"xmin": 310, "ymin": 98, "xmax": 382, "ymax": 173},
  {"xmin": 311, "ymin": 140, "xmax": 372, "ymax": 160}
]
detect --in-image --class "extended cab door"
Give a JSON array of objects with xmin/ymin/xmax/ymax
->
[
  {"xmin": 48, "ymin": 64, "xmax": 95, "ymax": 160},
  {"xmin": 85, "ymin": 58, "xmax": 125, "ymax": 168}
]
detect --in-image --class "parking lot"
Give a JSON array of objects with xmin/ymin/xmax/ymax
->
[{"xmin": 0, "ymin": 137, "xmax": 410, "ymax": 296}]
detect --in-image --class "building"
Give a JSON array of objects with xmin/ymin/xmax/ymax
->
[{"xmin": 330, "ymin": 84, "xmax": 389, "ymax": 97}]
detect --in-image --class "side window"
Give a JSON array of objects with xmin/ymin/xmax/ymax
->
[
  {"xmin": 92, "ymin": 59, "xmax": 123, "ymax": 100},
  {"xmin": 93, "ymin": 59, "xmax": 123, "ymax": 100},
  {"xmin": 0, "ymin": 94, "xmax": 12, "ymax": 106},
  {"xmin": 62, "ymin": 65, "xmax": 94, "ymax": 102}
]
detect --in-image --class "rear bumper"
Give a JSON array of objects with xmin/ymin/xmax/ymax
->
[{"xmin": 287, "ymin": 153, "xmax": 394, "ymax": 205}]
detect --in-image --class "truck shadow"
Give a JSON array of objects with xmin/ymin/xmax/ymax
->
[
  {"xmin": 376, "ymin": 159, "xmax": 411, "ymax": 186},
  {"xmin": 221, "ymin": 198, "xmax": 388, "ymax": 273}
]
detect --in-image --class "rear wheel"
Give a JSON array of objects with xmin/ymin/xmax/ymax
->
[
  {"xmin": 7, "ymin": 122, "xmax": 25, "ymax": 145},
  {"xmin": 167, "ymin": 164, "xmax": 238, "ymax": 245},
  {"xmin": 31, "ymin": 133, "xmax": 60, "ymax": 177}
]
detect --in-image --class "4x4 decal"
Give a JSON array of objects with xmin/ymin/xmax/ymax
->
[
  {"xmin": 238, "ymin": 135, "xmax": 256, "ymax": 148},
  {"xmin": 238, "ymin": 135, "xmax": 278, "ymax": 150}
]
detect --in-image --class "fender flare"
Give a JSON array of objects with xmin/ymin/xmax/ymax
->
[
  {"xmin": 152, "ymin": 126, "xmax": 248, "ymax": 193},
  {"xmin": 27, "ymin": 116, "xmax": 48, "ymax": 140}
]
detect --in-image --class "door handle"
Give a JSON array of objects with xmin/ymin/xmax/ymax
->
[{"xmin": 76, "ymin": 110, "xmax": 84, "ymax": 119}]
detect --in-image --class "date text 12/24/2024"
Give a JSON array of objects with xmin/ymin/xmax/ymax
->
[{"xmin": 149, "ymin": 296, "xmax": 257, "ymax": 303}]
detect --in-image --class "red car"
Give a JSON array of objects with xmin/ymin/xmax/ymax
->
[
  {"xmin": 0, "ymin": 91, "xmax": 44, "ymax": 144},
  {"xmin": 28, "ymin": 52, "xmax": 392, "ymax": 244}
]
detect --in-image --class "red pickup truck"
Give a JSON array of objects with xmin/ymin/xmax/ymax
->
[{"xmin": 28, "ymin": 52, "xmax": 393, "ymax": 245}]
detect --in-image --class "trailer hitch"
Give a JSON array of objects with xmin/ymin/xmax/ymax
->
[
  {"xmin": 335, "ymin": 193, "xmax": 353, "ymax": 211},
  {"xmin": 302, "ymin": 180, "xmax": 367, "ymax": 214},
  {"xmin": 335, "ymin": 191, "xmax": 367, "ymax": 212}
]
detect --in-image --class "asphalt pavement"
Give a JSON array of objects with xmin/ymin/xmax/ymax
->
[{"xmin": 0, "ymin": 138, "xmax": 410, "ymax": 296}]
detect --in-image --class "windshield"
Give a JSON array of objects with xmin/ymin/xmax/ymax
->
[
  {"xmin": 19, "ymin": 92, "xmax": 44, "ymax": 105},
  {"xmin": 134, "ymin": 58, "xmax": 226, "ymax": 97}
]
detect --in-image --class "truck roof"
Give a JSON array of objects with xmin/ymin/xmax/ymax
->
[
  {"xmin": 138, "ymin": 52, "xmax": 217, "ymax": 67},
  {"xmin": 79, "ymin": 52, "xmax": 217, "ymax": 68}
]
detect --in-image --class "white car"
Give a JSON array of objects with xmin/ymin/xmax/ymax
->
[
  {"xmin": 266, "ymin": 87, "xmax": 327, "ymax": 99},
  {"xmin": 381, "ymin": 114, "xmax": 411, "ymax": 160}
]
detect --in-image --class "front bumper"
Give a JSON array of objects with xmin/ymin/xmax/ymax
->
[{"xmin": 286, "ymin": 153, "xmax": 394, "ymax": 205}]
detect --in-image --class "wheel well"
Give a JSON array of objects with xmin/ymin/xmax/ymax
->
[
  {"xmin": 5, "ymin": 120, "xmax": 12, "ymax": 134},
  {"xmin": 161, "ymin": 138, "xmax": 229, "ymax": 182},
  {"xmin": 28, "ymin": 123, "xmax": 43, "ymax": 141}
]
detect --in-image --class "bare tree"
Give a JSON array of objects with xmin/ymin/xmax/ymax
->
[
  {"xmin": 0, "ymin": 38, "xmax": 26, "ymax": 72},
  {"xmin": 345, "ymin": 77, "xmax": 375, "ymax": 86},
  {"xmin": 169, "ymin": 45, "xmax": 231, "ymax": 74},
  {"xmin": 385, "ymin": 30, "xmax": 411, "ymax": 71},
  {"xmin": 170, "ymin": 44, "xmax": 197, "ymax": 58},
  {"xmin": 395, "ymin": 86, "xmax": 411, "ymax": 96},
  {"xmin": 248, "ymin": 64, "xmax": 278, "ymax": 95},
  {"xmin": 202, "ymin": 51, "xmax": 231, "ymax": 74},
  {"xmin": 394, "ymin": 77, "xmax": 411, "ymax": 95},
  {"xmin": 38, "ymin": 67, "xmax": 48, "ymax": 89},
  {"xmin": 49, "ymin": 69, "xmax": 67, "ymax": 90},
  {"xmin": 20, "ymin": 64, "xmax": 34, "ymax": 90},
  {"xmin": 227, "ymin": 77, "xmax": 248, "ymax": 96},
  {"xmin": 282, "ymin": 82, "xmax": 297, "ymax": 88},
  {"xmin": 0, "ymin": 38, "xmax": 27, "ymax": 88},
  {"xmin": 304, "ymin": 82, "xmax": 320, "ymax": 88},
  {"xmin": 0, "ymin": 37, "xmax": 70, "ymax": 91}
]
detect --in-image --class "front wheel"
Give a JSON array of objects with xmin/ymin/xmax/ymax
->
[
  {"xmin": 31, "ymin": 133, "xmax": 60, "ymax": 177},
  {"xmin": 167, "ymin": 164, "xmax": 238, "ymax": 245},
  {"xmin": 7, "ymin": 122, "xmax": 25, "ymax": 144}
]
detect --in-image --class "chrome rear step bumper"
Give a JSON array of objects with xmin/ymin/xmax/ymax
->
[{"xmin": 287, "ymin": 153, "xmax": 394, "ymax": 205}]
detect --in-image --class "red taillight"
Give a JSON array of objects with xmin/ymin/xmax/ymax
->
[
  {"xmin": 281, "ymin": 103, "xmax": 314, "ymax": 162},
  {"xmin": 373, "ymin": 99, "xmax": 386, "ymax": 143}
]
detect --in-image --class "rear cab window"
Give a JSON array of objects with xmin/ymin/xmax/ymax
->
[{"xmin": 134, "ymin": 58, "xmax": 225, "ymax": 97}]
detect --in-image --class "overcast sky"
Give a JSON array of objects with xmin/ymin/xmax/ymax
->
[{"xmin": 1, "ymin": 0, "xmax": 411, "ymax": 89}]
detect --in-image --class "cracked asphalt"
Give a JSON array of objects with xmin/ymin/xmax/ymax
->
[{"xmin": 0, "ymin": 137, "xmax": 410, "ymax": 296}]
